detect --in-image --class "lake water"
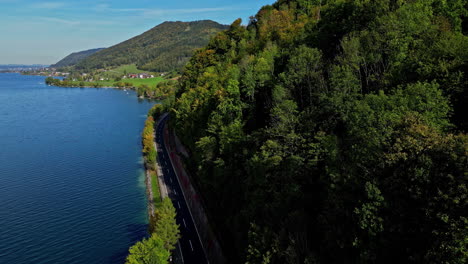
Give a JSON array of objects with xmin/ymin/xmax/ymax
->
[{"xmin": 0, "ymin": 73, "xmax": 154, "ymax": 263}]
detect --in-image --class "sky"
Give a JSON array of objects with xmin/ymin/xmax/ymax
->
[{"xmin": 0, "ymin": 0, "xmax": 274, "ymax": 65}]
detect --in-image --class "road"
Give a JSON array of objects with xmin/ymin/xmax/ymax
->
[{"xmin": 156, "ymin": 115, "xmax": 208, "ymax": 264}]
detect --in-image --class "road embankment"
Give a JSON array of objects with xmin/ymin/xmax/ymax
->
[{"xmin": 163, "ymin": 119, "xmax": 226, "ymax": 264}]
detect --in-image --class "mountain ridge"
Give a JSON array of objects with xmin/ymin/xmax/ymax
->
[
  {"xmin": 74, "ymin": 20, "xmax": 228, "ymax": 72},
  {"xmin": 52, "ymin": 48, "xmax": 105, "ymax": 68}
]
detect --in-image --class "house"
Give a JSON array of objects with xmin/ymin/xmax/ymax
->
[
  {"xmin": 127, "ymin": 73, "xmax": 153, "ymax": 79},
  {"xmin": 139, "ymin": 73, "xmax": 151, "ymax": 79}
]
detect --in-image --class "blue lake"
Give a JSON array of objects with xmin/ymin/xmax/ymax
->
[{"xmin": 0, "ymin": 73, "xmax": 154, "ymax": 263}]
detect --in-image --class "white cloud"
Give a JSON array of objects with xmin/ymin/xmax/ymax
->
[
  {"xmin": 91, "ymin": 4, "xmax": 238, "ymax": 16},
  {"xmin": 31, "ymin": 2, "xmax": 66, "ymax": 9},
  {"xmin": 142, "ymin": 7, "xmax": 234, "ymax": 17},
  {"xmin": 37, "ymin": 17, "xmax": 80, "ymax": 26}
]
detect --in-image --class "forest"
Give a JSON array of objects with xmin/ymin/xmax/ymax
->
[
  {"xmin": 51, "ymin": 48, "xmax": 105, "ymax": 68},
  {"xmin": 165, "ymin": 0, "xmax": 468, "ymax": 263}
]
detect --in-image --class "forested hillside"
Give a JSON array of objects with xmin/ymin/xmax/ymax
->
[
  {"xmin": 52, "ymin": 48, "xmax": 104, "ymax": 68},
  {"xmin": 75, "ymin": 20, "xmax": 228, "ymax": 72},
  {"xmin": 169, "ymin": 0, "xmax": 468, "ymax": 263}
]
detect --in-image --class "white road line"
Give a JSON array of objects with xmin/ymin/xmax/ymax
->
[
  {"xmin": 170, "ymin": 177, "xmax": 173, "ymax": 183},
  {"xmin": 183, "ymin": 218, "xmax": 187, "ymax": 228},
  {"xmin": 160, "ymin": 114, "xmax": 207, "ymax": 260},
  {"xmin": 189, "ymin": 240, "xmax": 194, "ymax": 251},
  {"xmin": 174, "ymin": 190, "xmax": 177, "ymax": 195},
  {"xmin": 177, "ymin": 241, "xmax": 185, "ymax": 264},
  {"xmin": 178, "ymin": 201, "xmax": 181, "ymax": 209}
]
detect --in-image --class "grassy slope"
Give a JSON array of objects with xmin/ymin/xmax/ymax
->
[{"xmin": 93, "ymin": 64, "xmax": 158, "ymax": 80}]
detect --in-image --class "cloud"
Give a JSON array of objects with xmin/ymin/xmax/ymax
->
[
  {"xmin": 37, "ymin": 17, "xmax": 80, "ymax": 26},
  {"xmin": 142, "ymin": 7, "xmax": 235, "ymax": 16},
  {"xmin": 92, "ymin": 4, "xmax": 239, "ymax": 16},
  {"xmin": 31, "ymin": 2, "xmax": 65, "ymax": 9},
  {"xmin": 93, "ymin": 4, "xmax": 144, "ymax": 13}
]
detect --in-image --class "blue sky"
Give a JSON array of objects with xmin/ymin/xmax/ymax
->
[{"xmin": 0, "ymin": 0, "xmax": 274, "ymax": 64}]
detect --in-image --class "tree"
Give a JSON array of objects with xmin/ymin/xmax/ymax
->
[
  {"xmin": 125, "ymin": 234, "xmax": 170, "ymax": 264},
  {"xmin": 154, "ymin": 198, "xmax": 180, "ymax": 251}
]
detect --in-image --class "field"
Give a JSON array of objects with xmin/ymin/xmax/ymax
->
[{"xmin": 97, "ymin": 64, "xmax": 158, "ymax": 79}]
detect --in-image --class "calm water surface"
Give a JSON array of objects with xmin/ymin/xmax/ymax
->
[{"xmin": 0, "ymin": 73, "xmax": 154, "ymax": 263}]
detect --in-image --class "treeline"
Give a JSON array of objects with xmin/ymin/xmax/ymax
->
[
  {"xmin": 45, "ymin": 76, "xmax": 110, "ymax": 88},
  {"xmin": 142, "ymin": 116, "xmax": 157, "ymax": 171},
  {"xmin": 170, "ymin": 0, "xmax": 468, "ymax": 263},
  {"xmin": 127, "ymin": 108, "xmax": 180, "ymax": 264},
  {"xmin": 126, "ymin": 198, "xmax": 180, "ymax": 264},
  {"xmin": 137, "ymin": 80, "xmax": 178, "ymax": 99},
  {"xmin": 45, "ymin": 76, "xmax": 176, "ymax": 100}
]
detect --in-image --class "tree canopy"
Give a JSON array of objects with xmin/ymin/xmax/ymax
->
[
  {"xmin": 126, "ymin": 198, "xmax": 180, "ymax": 264},
  {"xmin": 169, "ymin": 0, "xmax": 468, "ymax": 263}
]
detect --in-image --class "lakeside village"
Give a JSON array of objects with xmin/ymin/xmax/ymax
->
[
  {"xmin": 26, "ymin": 68, "xmax": 161, "ymax": 81},
  {"xmin": 44, "ymin": 68, "xmax": 177, "ymax": 100}
]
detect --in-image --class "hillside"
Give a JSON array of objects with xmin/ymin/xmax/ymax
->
[
  {"xmin": 52, "ymin": 48, "xmax": 105, "ymax": 68},
  {"xmin": 75, "ymin": 20, "xmax": 228, "ymax": 72},
  {"xmin": 168, "ymin": 1, "xmax": 468, "ymax": 263}
]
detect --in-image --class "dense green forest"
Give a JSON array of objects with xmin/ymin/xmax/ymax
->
[
  {"xmin": 75, "ymin": 20, "xmax": 228, "ymax": 72},
  {"xmin": 51, "ymin": 48, "xmax": 105, "ymax": 68},
  {"xmin": 167, "ymin": 0, "xmax": 468, "ymax": 263}
]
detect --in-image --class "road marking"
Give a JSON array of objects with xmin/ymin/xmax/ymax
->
[
  {"xmin": 183, "ymin": 218, "xmax": 187, "ymax": 228},
  {"xmin": 189, "ymin": 240, "xmax": 194, "ymax": 251},
  {"xmin": 177, "ymin": 242, "xmax": 185, "ymax": 263},
  {"xmin": 170, "ymin": 177, "xmax": 173, "ymax": 183},
  {"xmin": 174, "ymin": 190, "xmax": 177, "ymax": 195},
  {"xmin": 160, "ymin": 115, "xmax": 208, "ymax": 260},
  {"xmin": 178, "ymin": 201, "xmax": 181, "ymax": 209}
]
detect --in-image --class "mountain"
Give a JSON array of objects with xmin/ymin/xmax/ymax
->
[
  {"xmin": 52, "ymin": 48, "xmax": 105, "ymax": 68},
  {"xmin": 75, "ymin": 20, "xmax": 228, "ymax": 72},
  {"xmin": 168, "ymin": 1, "xmax": 468, "ymax": 263}
]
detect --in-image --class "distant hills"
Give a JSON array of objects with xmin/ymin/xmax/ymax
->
[
  {"xmin": 67, "ymin": 20, "xmax": 228, "ymax": 72},
  {"xmin": 52, "ymin": 48, "xmax": 105, "ymax": 68},
  {"xmin": 0, "ymin": 64, "xmax": 49, "ymax": 72}
]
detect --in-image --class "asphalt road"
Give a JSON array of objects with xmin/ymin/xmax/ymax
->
[{"xmin": 156, "ymin": 115, "xmax": 208, "ymax": 264}]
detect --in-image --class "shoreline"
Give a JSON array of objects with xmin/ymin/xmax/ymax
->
[
  {"xmin": 46, "ymin": 83, "xmax": 167, "ymax": 100},
  {"xmin": 145, "ymin": 169, "xmax": 155, "ymax": 218},
  {"xmin": 143, "ymin": 113, "xmax": 165, "ymax": 225}
]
